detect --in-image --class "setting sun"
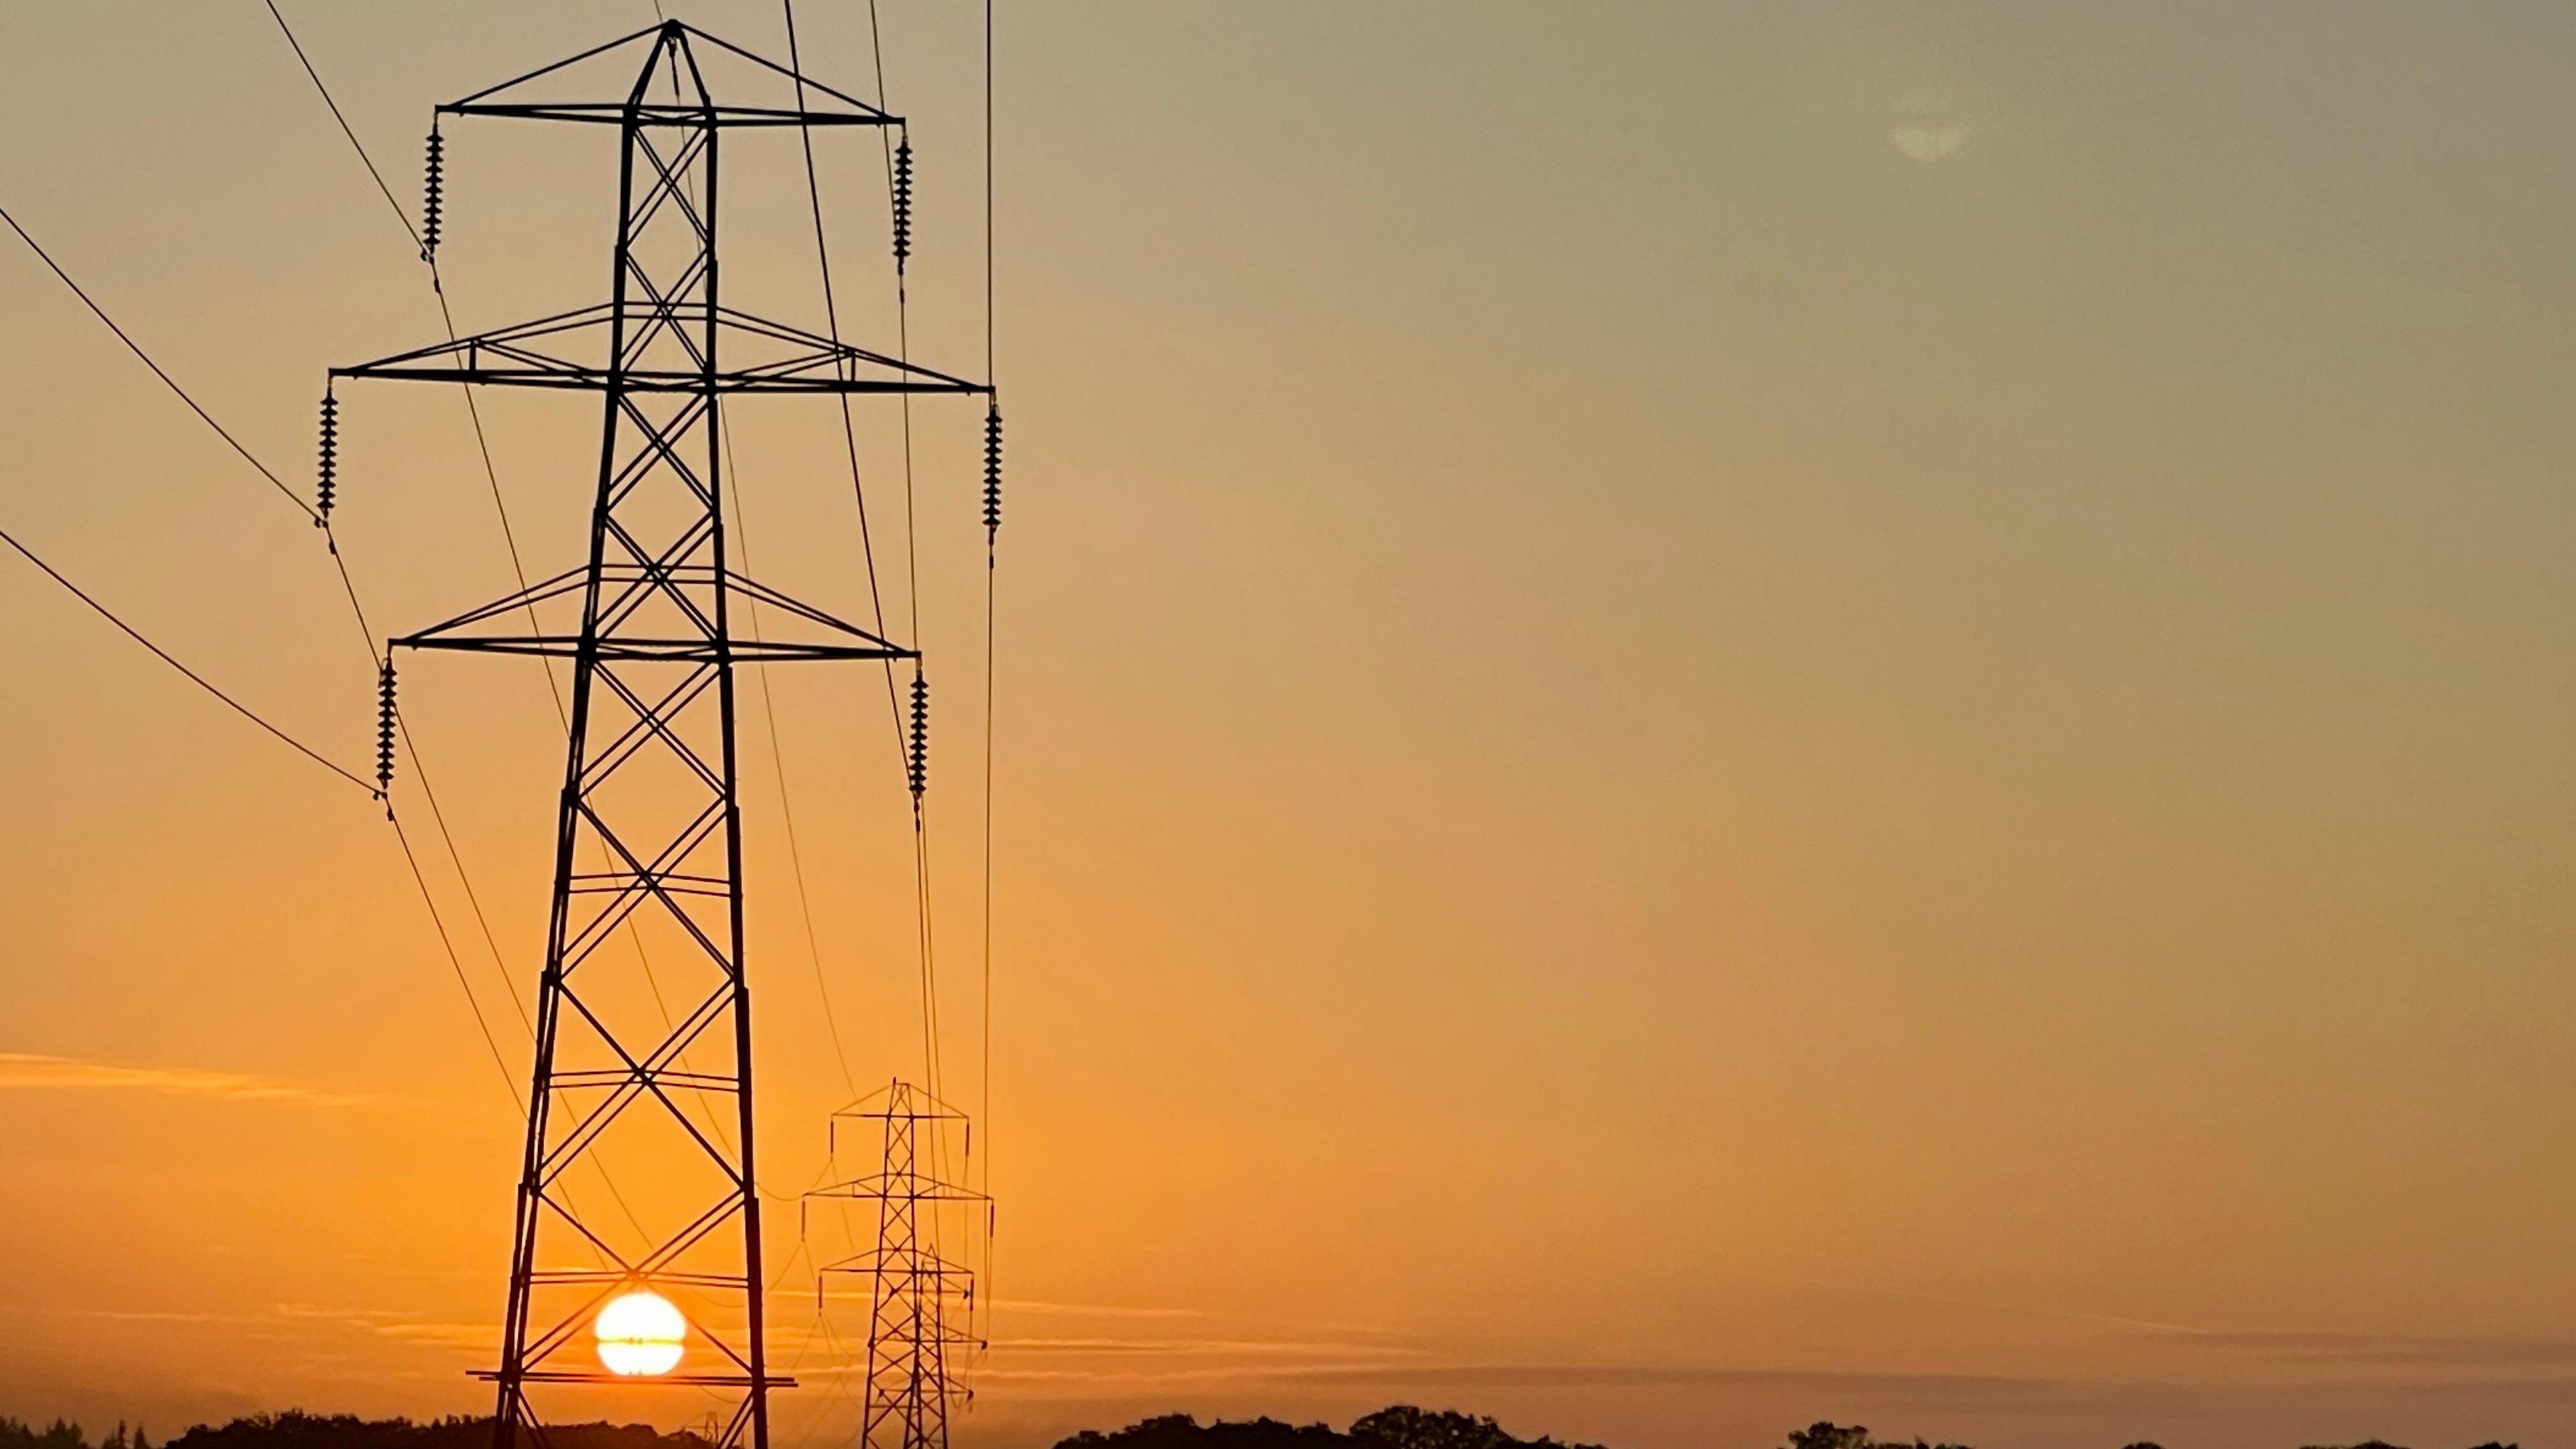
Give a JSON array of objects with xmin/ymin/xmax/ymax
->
[{"xmin": 591, "ymin": 1292, "xmax": 684, "ymax": 1378}]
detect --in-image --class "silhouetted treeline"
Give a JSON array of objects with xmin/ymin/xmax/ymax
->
[
  {"xmin": 1781, "ymin": 1425, "xmax": 2526, "ymax": 1449},
  {"xmin": 162, "ymin": 1415, "xmax": 706, "ymax": 1449},
  {"xmin": 2294, "ymin": 1442, "xmax": 2523, "ymax": 1449},
  {"xmin": 9, "ymin": 1407, "xmax": 2538, "ymax": 1449},
  {"xmin": 1054, "ymin": 1411, "xmax": 2535, "ymax": 1449},
  {"xmin": 0, "ymin": 1416, "xmax": 706, "ymax": 1449},
  {"xmin": 1785, "ymin": 1421, "xmax": 1972, "ymax": 1449},
  {"xmin": 1, "ymin": 1420, "xmax": 150, "ymax": 1449},
  {"xmin": 1058, "ymin": 1407, "xmax": 1604, "ymax": 1449}
]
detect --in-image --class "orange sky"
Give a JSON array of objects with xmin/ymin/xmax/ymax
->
[{"xmin": 8, "ymin": 4, "xmax": 2576, "ymax": 1448}]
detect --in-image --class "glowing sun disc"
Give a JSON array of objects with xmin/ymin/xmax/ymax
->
[{"xmin": 594, "ymin": 1291, "xmax": 686, "ymax": 1377}]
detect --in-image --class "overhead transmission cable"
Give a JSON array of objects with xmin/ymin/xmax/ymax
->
[
  {"xmin": 255, "ymin": 6, "xmax": 692, "ymax": 1238},
  {"xmin": 977, "ymin": 0, "xmax": 1008, "ymax": 1355},
  {"xmin": 0, "ymin": 525, "xmax": 374, "ymax": 794},
  {"xmin": 783, "ymin": 0, "xmax": 941, "ymax": 1104},
  {"xmin": 979, "ymin": 0, "xmax": 1001, "ymax": 1235},
  {"xmin": 851, "ymin": 0, "xmax": 949, "ymax": 1123},
  {"xmin": 722, "ymin": 411, "xmax": 858, "ymax": 1099},
  {"xmin": 217, "ymin": 13, "xmax": 561, "ymax": 1049},
  {"xmin": 11, "ymin": 20, "xmax": 658, "ymax": 1255},
  {"xmin": 633, "ymin": 0, "xmax": 856, "ymax": 1130},
  {"xmin": 5, "ymin": 188, "xmax": 605, "ymax": 1243},
  {"xmin": 0, "ymin": 206, "xmax": 312, "ymax": 521},
  {"xmin": 0, "ymin": 199, "xmax": 543, "ymax": 1085},
  {"xmin": 0, "ymin": 512, "xmax": 530, "ymax": 1126},
  {"xmin": 264, "ymin": 0, "xmax": 564, "ymax": 724},
  {"xmin": 0, "ymin": 382, "xmax": 529, "ymax": 1128},
  {"xmin": 263, "ymin": 0, "xmax": 419, "ymax": 253}
]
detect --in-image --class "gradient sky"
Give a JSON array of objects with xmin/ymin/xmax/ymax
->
[{"xmin": 8, "ymin": 4, "xmax": 2576, "ymax": 1448}]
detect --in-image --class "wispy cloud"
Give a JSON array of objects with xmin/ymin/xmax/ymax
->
[
  {"xmin": 2139, "ymin": 1328, "xmax": 2576, "ymax": 1370},
  {"xmin": 0, "ymin": 1051, "xmax": 378, "ymax": 1107},
  {"xmin": 275, "ymin": 1302, "xmax": 500, "ymax": 1350},
  {"xmin": 0, "ymin": 1303, "xmax": 276, "ymax": 1326},
  {"xmin": 985, "ymin": 1298, "xmax": 1214, "ymax": 1321},
  {"xmin": 980, "ymin": 1297, "xmax": 1416, "ymax": 1343}
]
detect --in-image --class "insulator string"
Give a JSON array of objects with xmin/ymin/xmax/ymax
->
[
  {"xmin": 892, "ymin": 134, "xmax": 914, "ymax": 274},
  {"xmin": 7, "ymin": 74, "xmax": 580, "ymax": 1203},
  {"xmin": 981, "ymin": 405, "xmax": 1003, "ymax": 543},
  {"xmin": 376, "ymin": 661, "xmax": 398, "ymax": 797},
  {"xmin": 316, "ymin": 389, "xmax": 339, "ymax": 524},
  {"xmin": 908, "ymin": 667, "xmax": 930, "ymax": 803},
  {"xmin": 857, "ymin": 0, "xmax": 955, "ymax": 1213},
  {"xmin": 422, "ymin": 125, "xmax": 445, "ymax": 260},
  {"xmin": 779, "ymin": 0, "xmax": 913, "ymax": 806},
  {"xmin": 260, "ymin": 0, "xmax": 671, "ymax": 1263}
]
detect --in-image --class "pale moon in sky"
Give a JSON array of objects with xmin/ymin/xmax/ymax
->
[
  {"xmin": 595, "ymin": 1290, "xmax": 686, "ymax": 1377},
  {"xmin": 1890, "ymin": 123, "xmax": 1969, "ymax": 162}
]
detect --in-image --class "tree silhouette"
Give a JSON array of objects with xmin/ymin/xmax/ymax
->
[
  {"xmin": 1780, "ymin": 1424, "xmax": 1970, "ymax": 1449},
  {"xmin": 1350, "ymin": 1409, "xmax": 1519, "ymax": 1449}
]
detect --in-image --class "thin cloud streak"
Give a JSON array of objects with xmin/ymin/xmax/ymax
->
[
  {"xmin": 2141, "ymin": 1329, "xmax": 2576, "ymax": 1369},
  {"xmin": 985, "ymin": 1297, "xmax": 1214, "ymax": 1321},
  {"xmin": 0, "ymin": 1051, "xmax": 378, "ymax": 1107}
]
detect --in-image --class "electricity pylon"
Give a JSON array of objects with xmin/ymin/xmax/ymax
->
[
  {"xmin": 808, "ymin": 1083, "xmax": 986, "ymax": 1449},
  {"xmin": 329, "ymin": 22, "xmax": 989, "ymax": 1449}
]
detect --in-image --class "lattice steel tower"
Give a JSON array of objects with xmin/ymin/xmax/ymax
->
[
  {"xmin": 329, "ymin": 22, "xmax": 989, "ymax": 1449},
  {"xmin": 810, "ymin": 1083, "xmax": 985, "ymax": 1449}
]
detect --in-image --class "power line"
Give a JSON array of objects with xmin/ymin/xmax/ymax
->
[
  {"xmin": 389, "ymin": 808, "xmax": 525, "ymax": 1108},
  {"xmin": 256, "ymin": 6, "xmax": 676, "ymax": 1252},
  {"xmin": 14, "ymin": 28, "xmax": 698, "ymax": 1285},
  {"xmin": 320, "ymin": 33, "xmax": 953, "ymax": 1430},
  {"xmin": 979, "ymin": 0, "xmax": 1004, "ymax": 1346},
  {"xmin": 0, "ymin": 203, "xmax": 315, "ymax": 521},
  {"xmin": 262, "ymin": 0, "xmax": 568, "ymax": 724},
  {"xmin": 0, "ymin": 515, "xmax": 547, "ymax": 1131},
  {"xmin": 8, "ymin": 170, "xmax": 533, "ymax": 1134},
  {"xmin": 0, "ymin": 523, "xmax": 375, "ymax": 794},
  {"xmin": 783, "ymin": 0, "xmax": 938, "ymax": 1094},
  {"xmin": 722, "ymin": 411, "xmax": 858, "ymax": 1099},
  {"xmin": 262, "ymin": 0, "xmax": 422, "ymax": 255},
  {"xmin": 854, "ymin": 0, "xmax": 949, "ymax": 1119}
]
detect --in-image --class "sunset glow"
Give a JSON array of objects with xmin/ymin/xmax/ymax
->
[{"xmin": 12, "ymin": 5, "xmax": 2576, "ymax": 1448}]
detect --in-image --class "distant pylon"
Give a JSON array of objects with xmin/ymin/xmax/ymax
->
[{"xmin": 809, "ymin": 1083, "xmax": 987, "ymax": 1449}]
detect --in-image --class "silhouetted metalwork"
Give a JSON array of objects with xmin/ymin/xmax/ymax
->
[
  {"xmin": 315, "ymin": 390, "xmax": 339, "ymax": 522},
  {"xmin": 329, "ymin": 21, "xmax": 990, "ymax": 1449},
  {"xmin": 809, "ymin": 1083, "xmax": 986, "ymax": 1449}
]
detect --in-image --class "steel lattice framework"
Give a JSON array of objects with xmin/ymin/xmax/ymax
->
[
  {"xmin": 810, "ymin": 1083, "xmax": 985, "ymax": 1449},
  {"xmin": 331, "ymin": 22, "xmax": 987, "ymax": 1449}
]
